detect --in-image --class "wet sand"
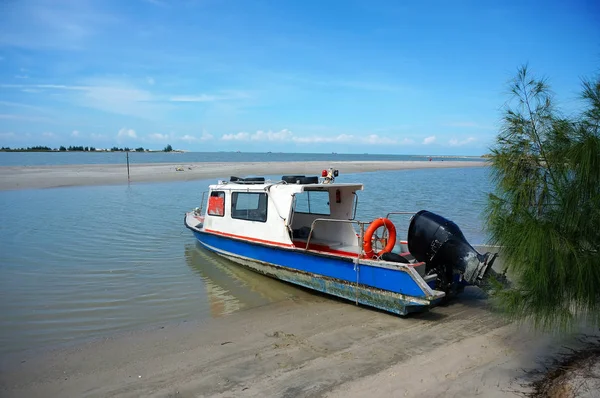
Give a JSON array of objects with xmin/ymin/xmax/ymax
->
[
  {"xmin": 0, "ymin": 287, "xmax": 588, "ymax": 398},
  {"xmin": 0, "ymin": 160, "xmax": 486, "ymax": 190}
]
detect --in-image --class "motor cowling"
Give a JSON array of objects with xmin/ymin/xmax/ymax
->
[{"xmin": 407, "ymin": 210, "xmax": 497, "ymax": 286}]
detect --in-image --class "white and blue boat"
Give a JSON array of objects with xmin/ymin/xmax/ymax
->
[{"xmin": 184, "ymin": 169, "xmax": 500, "ymax": 315}]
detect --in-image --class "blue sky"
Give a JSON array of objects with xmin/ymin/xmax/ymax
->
[{"xmin": 0, "ymin": 0, "xmax": 598, "ymax": 155}]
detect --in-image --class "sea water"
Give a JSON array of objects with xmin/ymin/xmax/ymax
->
[
  {"xmin": 0, "ymin": 167, "xmax": 492, "ymax": 356},
  {"xmin": 0, "ymin": 151, "xmax": 484, "ymax": 167}
]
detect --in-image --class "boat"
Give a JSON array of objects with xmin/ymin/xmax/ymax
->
[{"xmin": 184, "ymin": 169, "xmax": 500, "ymax": 315}]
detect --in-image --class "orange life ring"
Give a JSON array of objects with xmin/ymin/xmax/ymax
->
[{"xmin": 363, "ymin": 218, "xmax": 397, "ymax": 258}]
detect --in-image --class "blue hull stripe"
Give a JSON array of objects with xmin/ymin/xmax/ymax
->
[{"xmin": 193, "ymin": 230, "xmax": 427, "ymax": 298}]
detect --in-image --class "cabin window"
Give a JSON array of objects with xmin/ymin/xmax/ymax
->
[
  {"xmin": 207, "ymin": 191, "xmax": 225, "ymax": 217},
  {"xmin": 231, "ymin": 192, "xmax": 268, "ymax": 222},
  {"xmin": 294, "ymin": 191, "xmax": 330, "ymax": 216}
]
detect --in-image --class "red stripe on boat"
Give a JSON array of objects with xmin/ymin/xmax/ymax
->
[
  {"xmin": 204, "ymin": 229, "xmax": 295, "ymax": 247},
  {"xmin": 203, "ymin": 229, "xmax": 359, "ymax": 256}
]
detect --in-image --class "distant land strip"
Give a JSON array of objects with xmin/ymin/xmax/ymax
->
[{"xmin": 0, "ymin": 160, "xmax": 488, "ymax": 191}]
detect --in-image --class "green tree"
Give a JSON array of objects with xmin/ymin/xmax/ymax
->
[
  {"xmin": 487, "ymin": 66, "xmax": 600, "ymax": 330},
  {"xmin": 59, "ymin": 146, "xmax": 66, "ymax": 151},
  {"xmin": 164, "ymin": 144, "xmax": 173, "ymax": 152}
]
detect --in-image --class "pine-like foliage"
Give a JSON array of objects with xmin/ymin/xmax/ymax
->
[{"xmin": 487, "ymin": 66, "xmax": 600, "ymax": 331}]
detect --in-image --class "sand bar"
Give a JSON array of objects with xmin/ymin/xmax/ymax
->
[
  {"xmin": 0, "ymin": 160, "xmax": 487, "ymax": 191},
  {"xmin": 0, "ymin": 287, "xmax": 592, "ymax": 398}
]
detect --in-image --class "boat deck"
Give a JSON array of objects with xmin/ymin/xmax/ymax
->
[{"xmin": 292, "ymin": 238, "xmax": 360, "ymax": 257}]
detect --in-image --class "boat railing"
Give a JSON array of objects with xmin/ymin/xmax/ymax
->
[
  {"xmin": 303, "ymin": 212, "xmax": 418, "ymax": 257},
  {"xmin": 382, "ymin": 211, "xmax": 417, "ymax": 244},
  {"xmin": 305, "ymin": 218, "xmax": 369, "ymax": 258},
  {"xmin": 385, "ymin": 211, "xmax": 417, "ymax": 220}
]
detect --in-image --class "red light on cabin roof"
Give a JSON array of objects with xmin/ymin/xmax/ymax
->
[{"xmin": 321, "ymin": 169, "xmax": 328, "ymax": 177}]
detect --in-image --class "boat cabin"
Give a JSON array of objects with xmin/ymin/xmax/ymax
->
[{"xmin": 198, "ymin": 175, "xmax": 363, "ymax": 255}]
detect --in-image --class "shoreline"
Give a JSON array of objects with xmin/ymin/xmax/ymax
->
[
  {"xmin": 0, "ymin": 160, "xmax": 487, "ymax": 191},
  {"xmin": 0, "ymin": 287, "xmax": 592, "ymax": 398}
]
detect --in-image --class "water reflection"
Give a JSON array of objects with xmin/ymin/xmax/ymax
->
[{"xmin": 184, "ymin": 243, "xmax": 307, "ymax": 317}]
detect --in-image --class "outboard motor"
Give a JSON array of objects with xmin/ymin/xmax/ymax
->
[{"xmin": 407, "ymin": 210, "xmax": 499, "ymax": 289}]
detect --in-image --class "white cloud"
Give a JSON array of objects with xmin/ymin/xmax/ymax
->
[
  {"xmin": 362, "ymin": 134, "xmax": 397, "ymax": 145},
  {"xmin": 401, "ymin": 138, "xmax": 415, "ymax": 144},
  {"xmin": 179, "ymin": 135, "xmax": 197, "ymax": 142},
  {"xmin": 1, "ymin": 82, "xmax": 163, "ymax": 119},
  {"xmin": 178, "ymin": 132, "xmax": 213, "ymax": 142},
  {"xmin": 42, "ymin": 132, "xmax": 55, "ymax": 138},
  {"xmin": 423, "ymin": 136, "xmax": 436, "ymax": 145},
  {"xmin": 200, "ymin": 132, "xmax": 213, "ymax": 141},
  {"xmin": 145, "ymin": 131, "xmax": 214, "ymax": 143},
  {"xmin": 15, "ymin": 75, "xmax": 29, "ymax": 79},
  {"xmin": 220, "ymin": 130, "xmax": 405, "ymax": 145},
  {"xmin": 71, "ymin": 130, "xmax": 80, "ymax": 137},
  {"xmin": 222, "ymin": 132, "xmax": 250, "ymax": 141},
  {"xmin": 0, "ymin": 132, "xmax": 16, "ymax": 139},
  {"xmin": 117, "ymin": 128, "xmax": 137, "ymax": 138},
  {"xmin": 1, "ymin": 83, "xmax": 249, "ymax": 120},
  {"xmin": 448, "ymin": 137, "xmax": 476, "ymax": 146},
  {"xmin": 292, "ymin": 134, "xmax": 355, "ymax": 143},
  {"xmin": 221, "ymin": 130, "xmax": 355, "ymax": 144},
  {"xmin": 147, "ymin": 77, "xmax": 155, "ymax": 85},
  {"xmin": 251, "ymin": 129, "xmax": 294, "ymax": 141}
]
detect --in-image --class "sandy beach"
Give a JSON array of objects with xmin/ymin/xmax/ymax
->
[
  {"xmin": 0, "ymin": 160, "xmax": 486, "ymax": 191},
  {"xmin": 0, "ymin": 286, "xmax": 590, "ymax": 398}
]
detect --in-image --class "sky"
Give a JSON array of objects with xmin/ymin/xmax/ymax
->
[{"xmin": 0, "ymin": 0, "xmax": 598, "ymax": 155}]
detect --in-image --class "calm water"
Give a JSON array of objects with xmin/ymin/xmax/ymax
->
[
  {"xmin": 0, "ymin": 167, "xmax": 492, "ymax": 356},
  {"xmin": 0, "ymin": 151, "xmax": 484, "ymax": 167}
]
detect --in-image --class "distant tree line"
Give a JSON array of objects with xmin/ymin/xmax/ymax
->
[
  {"xmin": 59, "ymin": 146, "xmax": 97, "ymax": 152},
  {"xmin": 1, "ymin": 145, "xmax": 174, "ymax": 152},
  {"xmin": 1, "ymin": 146, "xmax": 54, "ymax": 152},
  {"xmin": 1, "ymin": 146, "xmax": 155, "ymax": 152}
]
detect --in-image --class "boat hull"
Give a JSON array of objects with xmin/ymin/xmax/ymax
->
[{"xmin": 191, "ymin": 229, "xmax": 443, "ymax": 315}]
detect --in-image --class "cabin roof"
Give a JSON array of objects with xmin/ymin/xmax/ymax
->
[{"xmin": 208, "ymin": 181, "xmax": 363, "ymax": 192}]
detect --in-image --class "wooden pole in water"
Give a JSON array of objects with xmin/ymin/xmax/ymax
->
[{"xmin": 126, "ymin": 151, "xmax": 130, "ymax": 182}]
